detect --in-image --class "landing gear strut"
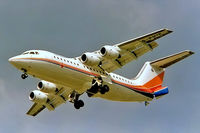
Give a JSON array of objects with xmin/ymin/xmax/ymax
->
[
  {"xmin": 87, "ymin": 77, "xmax": 109, "ymax": 97},
  {"xmin": 69, "ymin": 91, "xmax": 84, "ymax": 109}
]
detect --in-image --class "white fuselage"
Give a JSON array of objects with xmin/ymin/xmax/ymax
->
[{"xmin": 9, "ymin": 50, "xmax": 152, "ymax": 102}]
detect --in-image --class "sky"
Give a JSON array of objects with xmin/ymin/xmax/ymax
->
[{"xmin": 0, "ymin": 0, "xmax": 199, "ymax": 133}]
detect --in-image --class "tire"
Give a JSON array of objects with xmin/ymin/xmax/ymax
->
[
  {"xmin": 100, "ymin": 86, "xmax": 106, "ymax": 94},
  {"xmin": 74, "ymin": 101, "xmax": 80, "ymax": 109},
  {"xmin": 88, "ymin": 85, "xmax": 98, "ymax": 94},
  {"xmin": 87, "ymin": 92, "xmax": 94, "ymax": 97},
  {"xmin": 21, "ymin": 74, "xmax": 27, "ymax": 79},
  {"xmin": 78, "ymin": 100, "xmax": 84, "ymax": 107},
  {"xmin": 100, "ymin": 90, "xmax": 105, "ymax": 94},
  {"xmin": 103, "ymin": 85, "xmax": 109, "ymax": 92}
]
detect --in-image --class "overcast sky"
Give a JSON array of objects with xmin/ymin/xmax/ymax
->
[{"xmin": 0, "ymin": 0, "xmax": 199, "ymax": 133}]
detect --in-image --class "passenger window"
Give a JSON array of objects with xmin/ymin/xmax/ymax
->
[{"xmin": 30, "ymin": 52, "xmax": 34, "ymax": 54}]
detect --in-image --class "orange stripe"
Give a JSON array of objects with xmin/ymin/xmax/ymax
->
[
  {"xmin": 18, "ymin": 57, "xmax": 164, "ymax": 93},
  {"xmin": 19, "ymin": 57, "xmax": 100, "ymax": 77}
]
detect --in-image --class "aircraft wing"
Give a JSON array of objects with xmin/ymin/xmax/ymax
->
[
  {"xmin": 27, "ymin": 103, "xmax": 46, "ymax": 116},
  {"xmin": 27, "ymin": 87, "xmax": 72, "ymax": 116},
  {"xmin": 100, "ymin": 29, "xmax": 173, "ymax": 72}
]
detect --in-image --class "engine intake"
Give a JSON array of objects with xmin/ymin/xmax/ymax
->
[
  {"xmin": 37, "ymin": 80, "xmax": 58, "ymax": 93},
  {"xmin": 29, "ymin": 90, "xmax": 48, "ymax": 103},
  {"xmin": 100, "ymin": 45, "xmax": 120, "ymax": 59},
  {"xmin": 81, "ymin": 52, "xmax": 101, "ymax": 66}
]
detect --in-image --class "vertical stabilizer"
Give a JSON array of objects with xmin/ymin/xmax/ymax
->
[{"xmin": 132, "ymin": 50, "xmax": 194, "ymax": 98}]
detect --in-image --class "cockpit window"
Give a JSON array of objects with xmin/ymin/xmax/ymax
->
[
  {"xmin": 22, "ymin": 51, "xmax": 39, "ymax": 55},
  {"xmin": 23, "ymin": 52, "xmax": 29, "ymax": 55}
]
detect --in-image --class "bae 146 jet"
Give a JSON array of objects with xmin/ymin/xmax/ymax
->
[{"xmin": 9, "ymin": 29, "xmax": 194, "ymax": 116}]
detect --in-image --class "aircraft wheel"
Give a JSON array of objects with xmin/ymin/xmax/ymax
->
[
  {"xmin": 74, "ymin": 100, "xmax": 84, "ymax": 109},
  {"xmin": 21, "ymin": 73, "xmax": 28, "ymax": 79},
  {"xmin": 103, "ymin": 85, "xmax": 109, "ymax": 92},
  {"xmin": 74, "ymin": 101, "xmax": 80, "ymax": 109},
  {"xmin": 100, "ymin": 85, "xmax": 109, "ymax": 94},
  {"xmin": 78, "ymin": 100, "xmax": 84, "ymax": 107},
  {"xmin": 87, "ymin": 92, "xmax": 94, "ymax": 97}
]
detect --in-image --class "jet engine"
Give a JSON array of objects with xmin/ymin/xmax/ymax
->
[
  {"xmin": 81, "ymin": 52, "xmax": 101, "ymax": 66},
  {"xmin": 37, "ymin": 80, "xmax": 58, "ymax": 93},
  {"xmin": 100, "ymin": 45, "xmax": 121, "ymax": 59},
  {"xmin": 29, "ymin": 90, "xmax": 48, "ymax": 103}
]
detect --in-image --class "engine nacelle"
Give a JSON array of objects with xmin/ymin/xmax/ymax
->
[
  {"xmin": 29, "ymin": 90, "xmax": 48, "ymax": 103},
  {"xmin": 100, "ymin": 45, "xmax": 120, "ymax": 59},
  {"xmin": 81, "ymin": 52, "xmax": 101, "ymax": 66},
  {"xmin": 37, "ymin": 80, "xmax": 58, "ymax": 93}
]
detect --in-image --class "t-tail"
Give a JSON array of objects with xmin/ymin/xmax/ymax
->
[{"xmin": 132, "ymin": 50, "xmax": 194, "ymax": 99}]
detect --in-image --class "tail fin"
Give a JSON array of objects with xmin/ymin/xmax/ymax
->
[{"xmin": 133, "ymin": 50, "xmax": 194, "ymax": 97}]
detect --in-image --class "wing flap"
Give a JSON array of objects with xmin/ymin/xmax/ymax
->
[{"xmin": 150, "ymin": 50, "xmax": 194, "ymax": 68}]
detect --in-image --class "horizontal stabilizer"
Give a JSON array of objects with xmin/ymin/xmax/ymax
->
[{"xmin": 150, "ymin": 50, "xmax": 194, "ymax": 68}]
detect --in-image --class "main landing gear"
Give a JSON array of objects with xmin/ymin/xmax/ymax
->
[
  {"xmin": 86, "ymin": 77, "xmax": 109, "ymax": 97},
  {"xmin": 68, "ymin": 91, "xmax": 84, "ymax": 109},
  {"xmin": 21, "ymin": 68, "xmax": 28, "ymax": 79}
]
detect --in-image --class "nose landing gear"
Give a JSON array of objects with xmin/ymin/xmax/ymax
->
[
  {"xmin": 21, "ymin": 68, "xmax": 28, "ymax": 79},
  {"xmin": 21, "ymin": 73, "xmax": 28, "ymax": 79}
]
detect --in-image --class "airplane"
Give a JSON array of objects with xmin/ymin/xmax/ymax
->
[{"xmin": 8, "ymin": 29, "xmax": 194, "ymax": 116}]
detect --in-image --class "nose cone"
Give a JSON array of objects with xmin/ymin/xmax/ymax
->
[
  {"xmin": 8, "ymin": 56, "xmax": 20, "ymax": 66},
  {"xmin": 8, "ymin": 56, "xmax": 17, "ymax": 64}
]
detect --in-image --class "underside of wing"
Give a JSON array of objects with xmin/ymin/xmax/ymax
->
[
  {"xmin": 98, "ymin": 29, "xmax": 172, "ymax": 72},
  {"xmin": 27, "ymin": 103, "xmax": 46, "ymax": 116},
  {"xmin": 27, "ymin": 87, "xmax": 72, "ymax": 117}
]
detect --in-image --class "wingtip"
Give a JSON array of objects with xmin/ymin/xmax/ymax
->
[
  {"xmin": 188, "ymin": 50, "xmax": 195, "ymax": 55},
  {"xmin": 164, "ymin": 28, "xmax": 173, "ymax": 33}
]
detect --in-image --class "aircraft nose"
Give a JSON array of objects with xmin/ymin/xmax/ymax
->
[
  {"xmin": 8, "ymin": 56, "xmax": 18, "ymax": 64},
  {"xmin": 8, "ymin": 57, "xmax": 15, "ymax": 62}
]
